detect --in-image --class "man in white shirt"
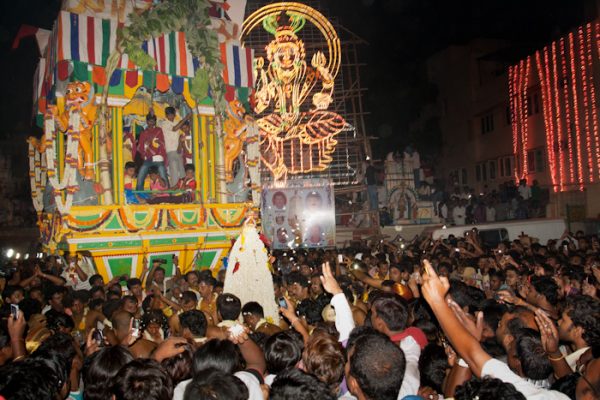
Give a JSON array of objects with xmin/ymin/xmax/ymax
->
[
  {"xmin": 558, "ymin": 295, "xmax": 600, "ymax": 371},
  {"xmin": 61, "ymin": 254, "xmax": 91, "ymax": 290},
  {"xmin": 485, "ymin": 202, "xmax": 496, "ymax": 222},
  {"xmin": 159, "ymin": 107, "xmax": 186, "ymax": 184},
  {"xmin": 421, "ymin": 260, "xmax": 569, "ymax": 400},
  {"xmin": 518, "ymin": 179, "xmax": 532, "ymax": 200},
  {"xmin": 452, "ymin": 200, "xmax": 467, "ymax": 225}
]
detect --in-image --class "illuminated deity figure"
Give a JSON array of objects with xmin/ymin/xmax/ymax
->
[
  {"xmin": 254, "ymin": 12, "xmax": 347, "ymax": 180},
  {"xmin": 48, "ymin": 81, "xmax": 98, "ymax": 180}
]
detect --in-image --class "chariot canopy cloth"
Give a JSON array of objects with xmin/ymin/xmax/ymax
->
[{"xmin": 56, "ymin": 11, "xmax": 195, "ymax": 76}]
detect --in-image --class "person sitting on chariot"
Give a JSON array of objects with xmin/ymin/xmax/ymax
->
[
  {"xmin": 145, "ymin": 166, "xmax": 170, "ymax": 204},
  {"xmin": 172, "ymin": 164, "xmax": 197, "ymax": 203}
]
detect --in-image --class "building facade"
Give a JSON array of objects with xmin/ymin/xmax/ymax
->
[{"xmin": 416, "ymin": 28, "xmax": 600, "ymax": 219}]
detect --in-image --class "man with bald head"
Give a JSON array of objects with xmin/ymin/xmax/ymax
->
[{"xmin": 108, "ymin": 310, "xmax": 156, "ymax": 358}]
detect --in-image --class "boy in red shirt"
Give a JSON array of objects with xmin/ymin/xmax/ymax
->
[{"xmin": 173, "ymin": 164, "xmax": 197, "ymax": 202}]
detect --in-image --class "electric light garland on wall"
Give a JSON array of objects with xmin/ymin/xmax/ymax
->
[
  {"xmin": 568, "ymin": 32, "xmax": 585, "ymax": 191},
  {"xmin": 522, "ymin": 57, "xmax": 531, "ymax": 177},
  {"xmin": 560, "ymin": 37, "xmax": 576, "ymax": 186},
  {"xmin": 544, "ymin": 47, "xmax": 558, "ymax": 190},
  {"xmin": 536, "ymin": 49, "xmax": 557, "ymax": 191},
  {"xmin": 551, "ymin": 41, "xmax": 567, "ymax": 191},
  {"xmin": 509, "ymin": 65, "xmax": 518, "ymax": 179},
  {"xmin": 579, "ymin": 27, "xmax": 594, "ymax": 183},
  {"xmin": 589, "ymin": 23, "xmax": 600, "ymax": 179},
  {"xmin": 509, "ymin": 58, "xmax": 530, "ymax": 180},
  {"xmin": 510, "ymin": 20, "xmax": 600, "ymax": 192},
  {"xmin": 514, "ymin": 60, "xmax": 524, "ymax": 179}
]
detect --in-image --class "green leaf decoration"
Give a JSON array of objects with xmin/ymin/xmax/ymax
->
[
  {"xmin": 191, "ymin": 68, "xmax": 209, "ymax": 102},
  {"xmin": 102, "ymin": 0, "xmax": 226, "ymax": 115}
]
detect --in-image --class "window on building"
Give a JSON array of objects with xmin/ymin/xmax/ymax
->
[
  {"xmin": 525, "ymin": 93, "xmax": 540, "ymax": 117},
  {"xmin": 461, "ymin": 168, "xmax": 468, "ymax": 185},
  {"xmin": 505, "ymin": 158, "xmax": 512, "ymax": 177},
  {"xmin": 499, "ymin": 157, "xmax": 513, "ymax": 178},
  {"xmin": 480, "ymin": 113, "xmax": 494, "ymax": 134},
  {"xmin": 535, "ymin": 149, "xmax": 545, "ymax": 172},
  {"xmin": 475, "ymin": 162, "xmax": 490, "ymax": 181},
  {"xmin": 526, "ymin": 148, "xmax": 546, "ymax": 174},
  {"xmin": 489, "ymin": 161, "xmax": 496, "ymax": 180},
  {"xmin": 527, "ymin": 150, "xmax": 536, "ymax": 172}
]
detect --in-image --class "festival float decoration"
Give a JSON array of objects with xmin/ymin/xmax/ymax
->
[
  {"xmin": 224, "ymin": 217, "xmax": 279, "ymax": 324},
  {"xmin": 241, "ymin": 2, "xmax": 360, "ymax": 247},
  {"xmin": 26, "ymin": 0, "xmax": 258, "ymax": 280},
  {"xmin": 242, "ymin": 3, "xmax": 351, "ymax": 182}
]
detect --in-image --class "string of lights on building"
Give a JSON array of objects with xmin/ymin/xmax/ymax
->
[{"xmin": 511, "ymin": 21, "xmax": 600, "ymax": 192}]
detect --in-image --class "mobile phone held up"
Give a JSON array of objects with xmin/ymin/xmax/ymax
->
[
  {"xmin": 10, "ymin": 304, "xmax": 19, "ymax": 320},
  {"xmin": 131, "ymin": 319, "xmax": 141, "ymax": 338},
  {"xmin": 278, "ymin": 297, "xmax": 288, "ymax": 309},
  {"xmin": 92, "ymin": 329, "xmax": 105, "ymax": 346}
]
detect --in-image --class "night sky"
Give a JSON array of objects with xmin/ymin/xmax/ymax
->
[{"xmin": 0, "ymin": 0, "xmax": 590, "ymax": 157}]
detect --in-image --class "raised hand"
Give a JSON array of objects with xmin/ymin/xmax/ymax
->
[
  {"xmin": 496, "ymin": 289, "xmax": 523, "ymax": 306},
  {"xmin": 227, "ymin": 324, "xmax": 250, "ymax": 345},
  {"xmin": 320, "ymin": 262, "xmax": 342, "ymax": 295},
  {"xmin": 421, "ymin": 259, "xmax": 450, "ymax": 306},
  {"xmin": 278, "ymin": 296, "xmax": 297, "ymax": 322},
  {"xmin": 85, "ymin": 329, "xmax": 101, "ymax": 357},
  {"xmin": 7, "ymin": 310, "xmax": 26, "ymax": 341},
  {"xmin": 448, "ymin": 300, "xmax": 484, "ymax": 342},
  {"xmin": 152, "ymin": 336, "xmax": 188, "ymax": 362},
  {"xmin": 534, "ymin": 309, "xmax": 560, "ymax": 355}
]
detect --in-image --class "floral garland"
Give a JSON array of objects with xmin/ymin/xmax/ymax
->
[
  {"xmin": 117, "ymin": 207, "xmax": 162, "ymax": 232},
  {"xmin": 223, "ymin": 221, "xmax": 279, "ymax": 324},
  {"xmin": 28, "ymin": 142, "xmax": 47, "ymax": 213},
  {"xmin": 64, "ymin": 210, "xmax": 113, "ymax": 232},
  {"xmin": 210, "ymin": 206, "xmax": 249, "ymax": 228},
  {"xmin": 45, "ymin": 113, "xmax": 81, "ymax": 215},
  {"xmin": 167, "ymin": 209, "xmax": 206, "ymax": 229}
]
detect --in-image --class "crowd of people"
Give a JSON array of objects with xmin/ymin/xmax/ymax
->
[
  {"xmin": 0, "ymin": 227, "xmax": 599, "ymax": 399},
  {"xmin": 348, "ymin": 143, "xmax": 549, "ymax": 228},
  {"xmin": 371, "ymin": 178, "xmax": 549, "ymax": 228},
  {"xmin": 438, "ymin": 179, "xmax": 548, "ymax": 226}
]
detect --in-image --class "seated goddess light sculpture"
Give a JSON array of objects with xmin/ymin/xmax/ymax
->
[{"xmin": 254, "ymin": 12, "xmax": 348, "ymax": 181}]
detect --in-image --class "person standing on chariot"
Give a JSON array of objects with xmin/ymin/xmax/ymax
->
[
  {"xmin": 136, "ymin": 113, "xmax": 169, "ymax": 190},
  {"xmin": 159, "ymin": 107, "xmax": 189, "ymax": 184}
]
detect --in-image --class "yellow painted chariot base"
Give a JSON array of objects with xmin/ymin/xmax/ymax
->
[{"xmin": 40, "ymin": 202, "xmax": 253, "ymax": 282}]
